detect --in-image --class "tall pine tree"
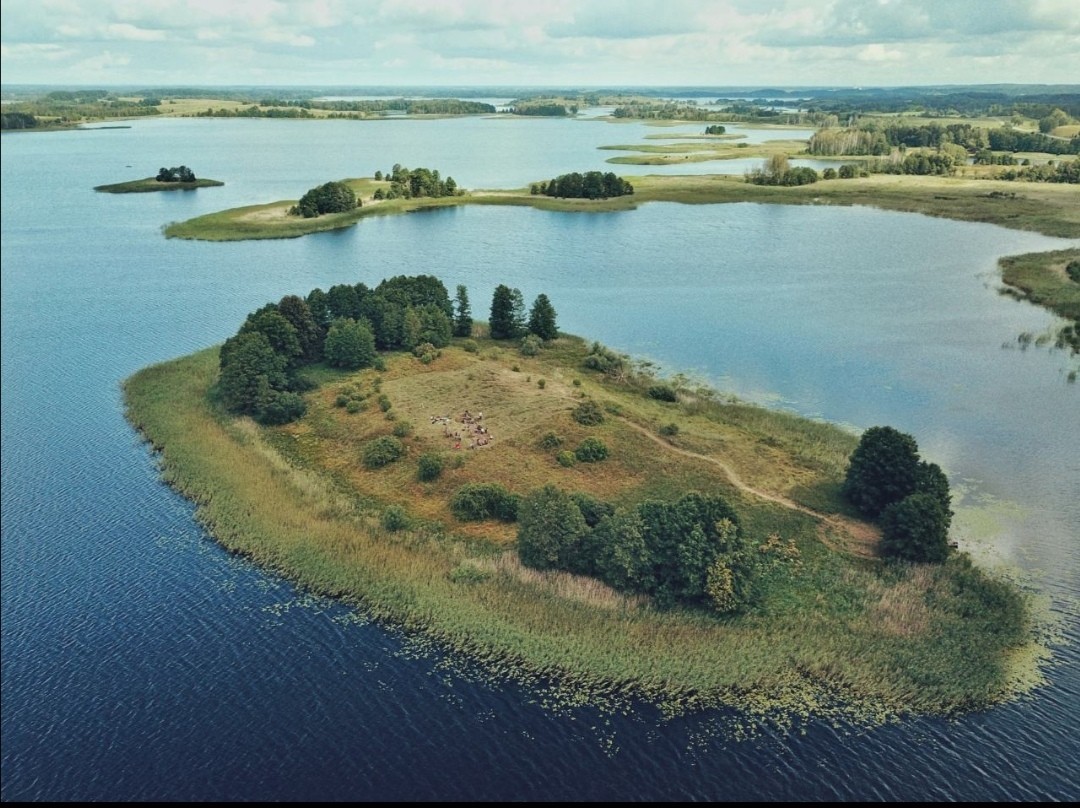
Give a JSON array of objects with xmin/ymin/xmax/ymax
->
[
  {"xmin": 453, "ymin": 284, "xmax": 473, "ymax": 337},
  {"xmin": 527, "ymin": 293, "xmax": 558, "ymax": 341}
]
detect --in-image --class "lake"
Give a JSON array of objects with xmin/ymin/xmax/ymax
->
[{"xmin": 1, "ymin": 115, "xmax": 1078, "ymax": 800}]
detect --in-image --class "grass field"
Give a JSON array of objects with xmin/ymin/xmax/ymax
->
[
  {"xmin": 123, "ymin": 333, "xmax": 1048, "ymax": 722},
  {"xmin": 998, "ymin": 247, "xmax": 1080, "ymax": 321}
]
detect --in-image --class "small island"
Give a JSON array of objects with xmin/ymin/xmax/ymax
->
[
  {"xmin": 95, "ymin": 165, "xmax": 223, "ymax": 193},
  {"xmin": 124, "ymin": 273, "xmax": 1046, "ymax": 723}
]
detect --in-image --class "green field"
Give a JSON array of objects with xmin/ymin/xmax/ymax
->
[{"xmin": 124, "ymin": 334, "xmax": 1046, "ymax": 722}]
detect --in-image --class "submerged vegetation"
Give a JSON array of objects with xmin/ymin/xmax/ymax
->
[{"xmin": 124, "ymin": 272, "xmax": 1048, "ymax": 723}]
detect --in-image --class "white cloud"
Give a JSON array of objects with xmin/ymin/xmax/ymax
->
[{"xmin": 0, "ymin": 0, "xmax": 1077, "ymax": 85}]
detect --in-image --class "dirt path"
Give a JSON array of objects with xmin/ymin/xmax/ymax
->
[{"xmin": 619, "ymin": 418, "xmax": 880, "ymax": 558}]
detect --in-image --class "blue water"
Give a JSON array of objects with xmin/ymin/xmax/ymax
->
[{"xmin": 2, "ymin": 117, "xmax": 1078, "ymax": 800}]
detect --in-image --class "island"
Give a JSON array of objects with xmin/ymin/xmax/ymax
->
[
  {"xmin": 124, "ymin": 274, "xmax": 1047, "ymax": 723},
  {"xmin": 95, "ymin": 166, "xmax": 223, "ymax": 193}
]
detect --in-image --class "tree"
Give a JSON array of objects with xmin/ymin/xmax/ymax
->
[
  {"xmin": 276, "ymin": 294, "xmax": 323, "ymax": 362},
  {"xmin": 509, "ymin": 288, "xmax": 527, "ymax": 338},
  {"xmin": 517, "ymin": 485, "xmax": 589, "ymax": 571},
  {"xmin": 218, "ymin": 331, "xmax": 288, "ymax": 415},
  {"xmin": 293, "ymin": 181, "xmax": 357, "ymax": 218},
  {"xmin": 841, "ymin": 426, "xmax": 921, "ymax": 518},
  {"xmin": 323, "ymin": 318, "xmax": 377, "ymax": 369},
  {"xmin": 489, "ymin": 284, "xmax": 516, "ymax": 339},
  {"xmin": 527, "ymin": 294, "xmax": 558, "ymax": 341},
  {"xmin": 453, "ymin": 284, "xmax": 473, "ymax": 337},
  {"xmin": 880, "ymin": 492, "xmax": 951, "ymax": 563}
]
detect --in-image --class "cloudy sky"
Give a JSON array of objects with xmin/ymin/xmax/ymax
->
[{"xmin": 2, "ymin": 0, "xmax": 1077, "ymax": 88}]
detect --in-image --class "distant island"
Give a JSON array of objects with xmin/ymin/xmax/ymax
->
[
  {"xmin": 124, "ymin": 274, "xmax": 1046, "ymax": 722},
  {"xmin": 95, "ymin": 166, "xmax": 223, "ymax": 193}
]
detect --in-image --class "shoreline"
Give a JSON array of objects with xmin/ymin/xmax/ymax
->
[{"xmin": 163, "ymin": 173, "xmax": 1080, "ymax": 241}]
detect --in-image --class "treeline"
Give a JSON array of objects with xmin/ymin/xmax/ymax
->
[
  {"xmin": 372, "ymin": 164, "xmax": 460, "ymax": 200},
  {"xmin": 612, "ymin": 101, "xmax": 834, "ymax": 126},
  {"xmin": 517, "ymin": 487, "xmax": 752, "ymax": 611},
  {"xmin": 745, "ymin": 155, "xmax": 819, "ymax": 186},
  {"xmin": 0, "ymin": 112, "xmax": 39, "ymax": 130},
  {"xmin": 156, "ymin": 166, "xmax": 196, "ymax": 182},
  {"xmin": 257, "ymin": 98, "xmax": 496, "ymax": 115},
  {"xmin": 808, "ymin": 123, "xmax": 1080, "ymax": 157},
  {"xmin": 509, "ymin": 102, "xmax": 576, "ymax": 116},
  {"xmin": 530, "ymin": 171, "xmax": 634, "ymax": 199},
  {"xmin": 998, "ymin": 159, "xmax": 1080, "ymax": 184},
  {"xmin": 0, "ymin": 94, "xmax": 160, "ymax": 126},
  {"xmin": 195, "ymin": 106, "xmax": 317, "ymax": 119},
  {"xmin": 704, "ymin": 125, "xmax": 727, "ymax": 134},
  {"xmin": 216, "ymin": 276, "xmax": 559, "ymax": 425}
]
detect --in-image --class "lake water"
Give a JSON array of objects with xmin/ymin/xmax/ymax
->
[{"xmin": 2, "ymin": 116, "xmax": 1078, "ymax": 801}]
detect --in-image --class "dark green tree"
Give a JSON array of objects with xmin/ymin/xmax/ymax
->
[
  {"xmin": 517, "ymin": 485, "xmax": 590, "ymax": 571},
  {"xmin": 218, "ymin": 332, "xmax": 288, "ymax": 415},
  {"xmin": 489, "ymin": 284, "xmax": 516, "ymax": 339},
  {"xmin": 880, "ymin": 492, "xmax": 952, "ymax": 563},
  {"xmin": 239, "ymin": 307, "xmax": 302, "ymax": 367},
  {"xmin": 323, "ymin": 318, "xmax": 377, "ymax": 369},
  {"xmin": 453, "ymin": 284, "xmax": 473, "ymax": 337},
  {"xmin": 527, "ymin": 293, "xmax": 558, "ymax": 341},
  {"xmin": 841, "ymin": 426, "xmax": 922, "ymax": 518},
  {"xmin": 276, "ymin": 294, "xmax": 323, "ymax": 362}
]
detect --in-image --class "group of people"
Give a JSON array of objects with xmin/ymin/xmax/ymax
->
[{"xmin": 431, "ymin": 410, "xmax": 493, "ymax": 450}]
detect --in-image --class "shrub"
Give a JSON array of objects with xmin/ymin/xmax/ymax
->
[
  {"xmin": 648, "ymin": 384, "xmax": 677, "ymax": 402},
  {"xmin": 413, "ymin": 341, "xmax": 439, "ymax": 364},
  {"xmin": 449, "ymin": 483, "xmax": 520, "ymax": 522},
  {"xmin": 520, "ymin": 334, "xmax": 542, "ymax": 356},
  {"xmin": 417, "ymin": 452, "xmax": 444, "ymax": 482},
  {"xmin": 572, "ymin": 399, "xmax": 605, "ymax": 425},
  {"xmin": 538, "ymin": 432, "xmax": 564, "ymax": 451},
  {"xmin": 537, "ymin": 378, "xmax": 546, "ymax": 389},
  {"xmin": 377, "ymin": 394, "xmax": 392, "ymax": 412},
  {"xmin": 574, "ymin": 436, "xmax": 609, "ymax": 463},
  {"xmin": 392, "ymin": 421, "xmax": 413, "ymax": 438},
  {"xmin": 362, "ymin": 435, "xmax": 405, "ymax": 469},
  {"xmin": 345, "ymin": 399, "xmax": 363, "ymax": 414},
  {"xmin": 257, "ymin": 391, "xmax": 307, "ymax": 425},
  {"xmin": 557, "ymin": 450, "xmax": 577, "ymax": 467},
  {"xmin": 448, "ymin": 562, "xmax": 491, "ymax": 584},
  {"xmin": 335, "ymin": 393, "xmax": 350, "ymax": 408},
  {"xmin": 659, "ymin": 423, "xmax": 679, "ymax": 437},
  {"xmin": 381, "ymin": 505, "xmax": 411, "ymax": 532}
]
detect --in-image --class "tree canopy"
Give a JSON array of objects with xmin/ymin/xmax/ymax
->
[
  {"xmin": 292, "ymin": 180, "xmax": 358, "ymax": 218},
  {"xmin": 842, "ymin": 425, "xmax": 953, "ymax": 563}
]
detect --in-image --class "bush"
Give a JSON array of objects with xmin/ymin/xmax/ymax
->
[
  {"xmin": 557, "ymin": 450, "xmax": 577, "ymax": 467},
  {"xmin": 537, "ymin": 378, "xmax": 546, "ymax": 389},
  {"xmin": 362, "ymin": 435, "xmax": 405, "ymax": 469},
  {"xmin": 648, "ymin": 384, "xmax": 677, "ymax": 402},
  {"xmin": 461, "ymin": 339, "xmax": 479, "ymax": 353},
  {"xmin": 449, "ymin": 483, "xmax": 520, "ymax": 522},
  {"xmin": 335, "ymin": 393, "xmax": 350, "ymax": 408},
  {"xmin": 572, "ymin": 399, "xmax": 605, "ymax": 425},
  {"xmin": 381, "ymin": 505, "xmax": 411, "ymax": 532},
  {"xmin": 519, "ymin": 334, "xmax": 542, "ymax": 356},
  {"xmin": 392, "ymin": 421, "xmax": 413, "ymax": 438},
  {"xmin": 574, "ymin": 436, "xmax": 609, "ymax": 463},
  {"xmin": 448, "ymin": 562, "xmax": 491, "ymax": 584},
  {"xmin": 257, "ymin": 390, "xmax": 307, "ymax": 425},
  {"xmin": 417, "ymin": 452, "xmax": 444, "ymax": 482},
  {"xmin": 538, "ymin": 432, "xmax": 564, "ymax": 451},
  {"xmin": 345, "ymin": 399, "xmax": 364, "ymax": 414},
  {"xmin": 377, "ymin": 394, "xmax": 392, "ymax": 412},
  {"xmin": 659, "ymin": 423, "xmax": 679, "ymax": 437}
]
